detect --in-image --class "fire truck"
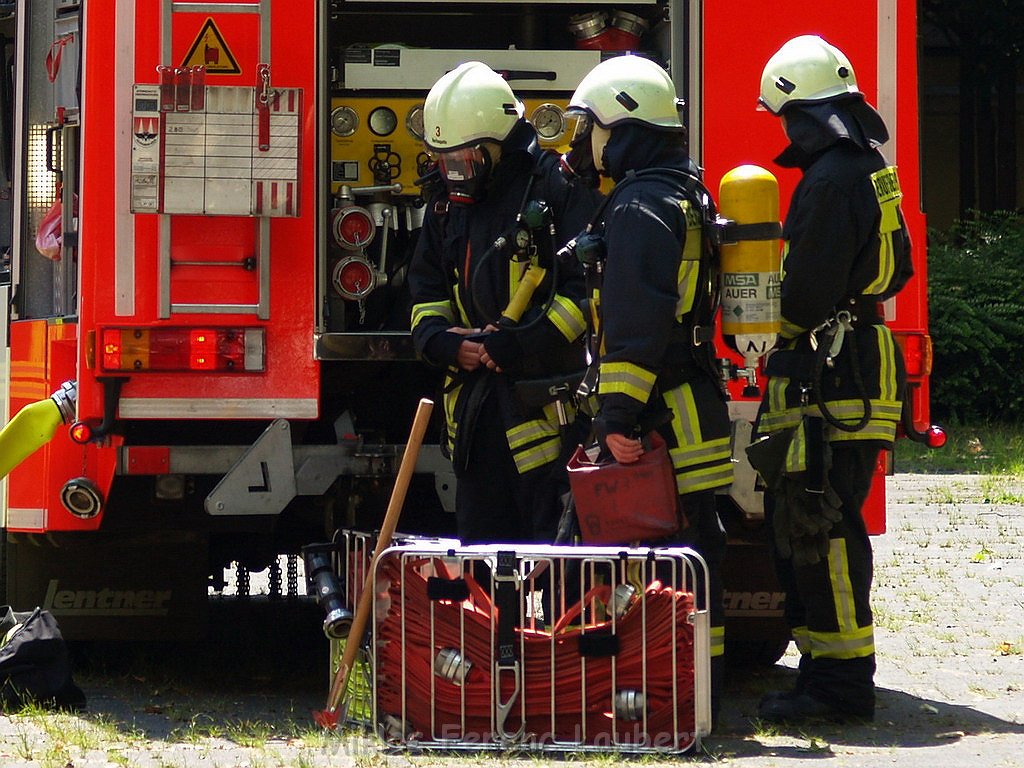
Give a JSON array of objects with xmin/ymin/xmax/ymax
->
[{"xmin": 0, "ymin": 0, "xmax": 933, "ymax": 651}]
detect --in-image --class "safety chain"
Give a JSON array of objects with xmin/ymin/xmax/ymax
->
[
  {"xmin": 286, "ymin": 555, "xmax": 299, "ymax": 600},
  {"xmin": 235, "ymin": 563, "xmax": 250, "ymax": 598},
  {"xmin": 269, "ymin": 559, "xmax": 283, "ymax": 600}
]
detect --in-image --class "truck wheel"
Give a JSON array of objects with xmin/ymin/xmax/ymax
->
[{"xmin": 726, "ymin": 636, "xmax": 791, "ymax": 667}]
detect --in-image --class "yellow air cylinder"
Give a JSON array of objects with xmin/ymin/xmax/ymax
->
[
  {"xmin": 0, "ymin": 381, "xmax": 77, "ymax": 480},
  {"xmin": 718, "ymin": 165, "xmax": 782, "ymax": 366}
]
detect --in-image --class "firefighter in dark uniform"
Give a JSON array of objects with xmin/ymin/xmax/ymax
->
[
  {"xmin": 409, "ymin": 62, "xmax": 601, "ymax": 548},
  {"xmin": 752, "ymin": 36, "xmax": 913, "ymax": 724},
  {"xmin": 563, "ymin": 55, "xmax": 733, "ymax": 719}
]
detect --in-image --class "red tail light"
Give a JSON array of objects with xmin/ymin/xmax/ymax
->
[
  {"xmin": 332, "ymin": 206, "xmax": 376, "ymax": 250},
  {"xmin": 100, "ymin": 327, "xmax": 265, "ymax": 372},
  {"xmin": 69, "ymin": 421, "xmax": 94, "ymax": 444},
  {"xmin": 893, "ymin": 332, "xmax": 932, "ymax": 377},
  {"xmin": 925, "ymin": 425, "xmax": 947, "ymax": 449}
]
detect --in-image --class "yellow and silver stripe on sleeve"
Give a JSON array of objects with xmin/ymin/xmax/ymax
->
[
  {"xmin": 546, "ymin": 294, "xmax": 587, "ymax": 341},
  {"xmin": 598, "ymin": 361, "xmax": 657, "ymax": 404},
  {"xmin": 411, "ymin": 300, "xmax": 456, "ymax": 330}
]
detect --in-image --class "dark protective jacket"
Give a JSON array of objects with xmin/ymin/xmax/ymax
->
[
  {"xmin": 409, "ymin": 122, "xmax": 602, "ymax": 474},
  {"xmin": 756, "ymin": 107, "xmax": 914, "ymax": 463},
  {"xmin": 589, "ymin": 125, "xmax": 733, "ymax": 495}
]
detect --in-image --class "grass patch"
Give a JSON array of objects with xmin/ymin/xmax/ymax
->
[{"xmin": 894, "ymin": 421, "xmax": 1024, "ymax": 475}]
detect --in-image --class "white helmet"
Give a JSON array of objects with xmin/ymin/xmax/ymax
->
[
  {"xmin": 423, "ymin": 62, "xmax": 525, "ymax": 151},
  {"xmin": 759, "ymin": 35, "xmax": 859, "ymax": 115},
  {"xmin": 568, "ymin": 55, "xmax": 684, "ymax": 131}
]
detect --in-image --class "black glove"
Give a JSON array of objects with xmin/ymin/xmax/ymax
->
[
  {"xmin": 772, "ymin": 473, "xmax": 843, "ymax": 566},
  {"xmin": 482, "ymin": 329, "xmax": 524, "ymax": 372}
]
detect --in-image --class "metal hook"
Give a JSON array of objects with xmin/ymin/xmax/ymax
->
[{"xmin": 494, "ymin": 661, "xmax": 525, "ymax": 742}]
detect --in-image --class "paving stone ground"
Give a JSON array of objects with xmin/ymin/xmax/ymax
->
[{"xmin": 1, "ymin": 474, "xmax": 1022, "ymax": 766}]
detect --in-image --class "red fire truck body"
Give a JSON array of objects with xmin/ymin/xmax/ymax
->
[{"xmin": 2, "ymin": 0, "xmax": 930, "ymax": 646}]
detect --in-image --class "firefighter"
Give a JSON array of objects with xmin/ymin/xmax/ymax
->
[
  {"xmin": 409, "ymin": 62, "xmax": 601, "ymax": 552},
  {"xmin": 563, "ymin": 54, "xmax": 733, "ymax": 720},
  {"xmin": 751, "ymin": 35, "xmax": 913, "ymax": 724}
]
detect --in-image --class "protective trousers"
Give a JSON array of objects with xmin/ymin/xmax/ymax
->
[{"xmin": 766, "ymin": 441, "xmax": 878, "ymax": 718}]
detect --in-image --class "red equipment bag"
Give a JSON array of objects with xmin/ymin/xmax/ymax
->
[
  {"xmin": 567, "ymin": 432, "xmax": 679, "ymax": 544},
  {"xmin": 35, "ymin": 196, "xmax": 62, "ymax": 261}
]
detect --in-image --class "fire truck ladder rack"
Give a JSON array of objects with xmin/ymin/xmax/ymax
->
[
  {"xmin": 360, "ymin": 540, "xmax": 710, "ymax": 755},
  {"xmin": 159, "ymin": 216, "xmax": 271, "ymax": 319}
]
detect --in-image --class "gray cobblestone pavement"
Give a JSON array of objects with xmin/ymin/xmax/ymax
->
[{"xmin": 1, "ymin": 474, "xmax": 1022, "ymax": 766}]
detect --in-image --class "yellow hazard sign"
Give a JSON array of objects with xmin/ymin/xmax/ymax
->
[{"xmin": 181, "ymin": 18, "xmax": 241, "ymax": 74}]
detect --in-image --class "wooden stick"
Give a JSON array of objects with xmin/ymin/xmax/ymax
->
[{"xmin": 316, "ymin": 397, "xmax": 434, "ymax": 726}]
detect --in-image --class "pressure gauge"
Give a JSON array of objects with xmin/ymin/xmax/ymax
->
[
  {"xmin": 406, "ymin": 104, "xmax": 425, "ymax": 141},
  {"xmin": 530, "ymin": 103, "xmax": 566, "ymax": 142},
  {"xmin": 368, "ymin": 106, "xmax": 398, "ymax": 137},
  {"xmin": 330, "ymin": 105, "xmax": 358, "ymax": 137}
]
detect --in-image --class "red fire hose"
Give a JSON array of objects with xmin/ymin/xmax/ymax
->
[{"xmin": 375, "ymin": 554, "xmax": 697, "ymax": 745}]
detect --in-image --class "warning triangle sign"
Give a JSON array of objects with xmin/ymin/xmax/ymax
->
[{"xmin": 181, "ymin": 18, "xmax": 241, "ymax": 74}]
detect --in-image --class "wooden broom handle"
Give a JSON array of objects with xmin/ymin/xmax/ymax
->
[{"xmin": 323, "ymin": 397, "xmax": 434, "ymax": 716}]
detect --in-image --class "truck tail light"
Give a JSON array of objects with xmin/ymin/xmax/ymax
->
[
  {"xmin": 100, "ymin": 328, "xmax": 265, "ymax": 372},
  {"xmin": 332, "ymin": 206, "xmax": 376, "ymax": 250},
  {"xmin": 893, "ymin": 332, "xmax": 932, "ymax": 377}
]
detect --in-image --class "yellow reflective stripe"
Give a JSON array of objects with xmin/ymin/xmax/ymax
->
[
  {"xmin": 675, "ymin": 260, "xmax": 699, "ymax": 320},
  {"xmin": 599, "ymin": 361, "xmax": 657, "ymax": 403},
  {"xmin": 506, "ymin": 418, "xmax": 557, "ymax": 450},
  {"xmin": 792, "ymin": 626, "xmax": 811, "ymax": 655},
  {"xmin": 784, "ymin": 420, "xmax": 807, "ymax": 473},
  {"xmin": 677, "ymin": 463, "xmax": 733, "ymax": 494},
  {"xmin": 766, "ymin": 371, "xmax": 789, "ymax": 414},
  {"xmin": 411, "ymin": 300, "xmax": 455, "ymax": 329},
  {"xmin": 828, "ymin": 537, "xmax": 857, "ymax": 633},
  {"xmin": 511, "ymin": 435, "xmax": 561, "ymax": 474},
  {"xmin": 547, "ymin": 294, "xmax": 587, "ymax": 341},
  {"xmin": 452, "ymin": 285, "xmax": 471, "ymax": 326},
  {"xmin": 710, "ymin": 625, "xmax": 725, "ymax": 658},
  {"xmin": 664, "ymin": 384, "xmax": 701, "ymax": 446},
  {"xmin": 670, "ymin": 437, "xmax": 731, "ymax": 468},
  {"xmin": 758, "ymin": 408, "xmax": 803, "ymax": 434},
  {"xmin": 809, "ymin": 625, "xmax": 875, "ymax": 660},
  {"xmin": 442, "ymin": 374, "xmax": 461, "ymax": 453},
  {"xmin": 830, "ymin": 422, "xmax": 898, "ymax": 443},
  {"xmin": 876, "ymin": 326, "xmax": 898, "ymax": 402},
  {"xmin": 865, "ymin": 166, "xmax": 902, "ymax": 294}
]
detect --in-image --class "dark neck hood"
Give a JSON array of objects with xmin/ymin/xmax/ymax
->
[
  {"xmin": 602, "ymin": 123, "xmax": 696, "ymax": 182},
  {"xmin": 775, "ymin": 95, "xmax": 889, "ymax": 168}
]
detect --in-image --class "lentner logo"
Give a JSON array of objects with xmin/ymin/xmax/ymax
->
[{"xmin": 43, "ymin": 580, "xmax": 172, "ymax": 616}]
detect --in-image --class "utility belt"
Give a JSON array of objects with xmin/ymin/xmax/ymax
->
[{"xmin": 765, "ymin": 295, "xmax": 883, "ymax": 433}]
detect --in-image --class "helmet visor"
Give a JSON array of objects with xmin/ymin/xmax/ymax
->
[
  {"xmin": 565, "ymin": 112, "xmax": 594, "ymax": 146},
  {"xmin": 437, "ymin": 146, "xmax": 488, "ymax": 182}
]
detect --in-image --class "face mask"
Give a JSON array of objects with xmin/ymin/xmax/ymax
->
[
  {"xmin": 437, "ymin": 145, "xmax": 492, "ymax": 204},
  {"xmin": 560, "ymin": 113, "xmax": 600, "ymax": 188}
]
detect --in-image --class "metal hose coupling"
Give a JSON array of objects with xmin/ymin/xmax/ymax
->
[
  {"xmin": 434, "ymin": 648, "xmax": 473, "ymax": 685},
  {"xmin": 50, "ymin": 380, "xmax": 78, "ymax": 424}
]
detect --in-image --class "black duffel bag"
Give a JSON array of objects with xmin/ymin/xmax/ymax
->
[{"xmin": 0, "ymin": 606, "xmax": 85, "ymax": 710}]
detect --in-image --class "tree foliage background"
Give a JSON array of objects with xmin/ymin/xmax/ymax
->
[
  {"xmin": 927, "ymin": 211, "xmax": 1024, "ymax": 423},
  {"xmin": 921, "ymin": 0, "xmax": 1024, "ymax": 215}
]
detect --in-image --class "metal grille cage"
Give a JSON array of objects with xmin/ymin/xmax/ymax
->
[{"xmin": 371, "ymin": 542, "xmax": 710, "ymax": 754}]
